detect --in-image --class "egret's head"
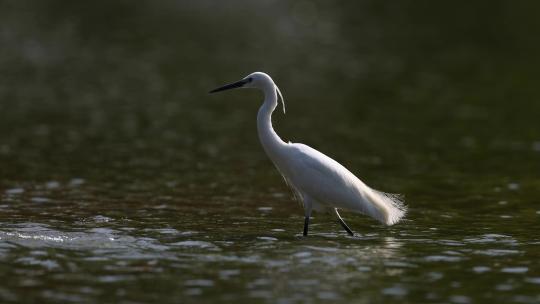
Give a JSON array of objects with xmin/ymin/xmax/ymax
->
[
  {"xmin": 242, "ymin": 72, "xmax": 274, "ymax": 89},
  {"xmin": 209, "ymin": 72, "xmax": 272, "ymax": 93},
  {"xmin": 209, "ymin": 71, "xmax": 285, "ymax": 113}
]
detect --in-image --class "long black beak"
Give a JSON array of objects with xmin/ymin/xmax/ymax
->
[{"xmin": 209, "ymin": 79, "xmax": 249, "ymax": 93}]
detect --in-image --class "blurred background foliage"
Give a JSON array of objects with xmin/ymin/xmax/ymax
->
[{"xmin": 0, "ymin": 0, "xmax": 539, "ymax": 194}]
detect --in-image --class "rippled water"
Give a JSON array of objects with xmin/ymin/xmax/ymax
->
[
  {"xmin": 1, "ymin": 178, "xmax": 539, "ymax": 303},
  {"xmin": 1, "ymin": 1, "xmax": 540, "ymax": 303}
]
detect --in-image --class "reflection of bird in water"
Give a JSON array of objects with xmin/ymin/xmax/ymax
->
[{"xmin": 210, "ymin": 72, "xmax": 407, "ymax": 236}]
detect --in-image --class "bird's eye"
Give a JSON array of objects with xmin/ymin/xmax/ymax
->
[{"xmin": 247, "ymin": 77, "xmax": 253, "ymax": 83}]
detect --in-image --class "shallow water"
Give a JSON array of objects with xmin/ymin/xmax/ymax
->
[
  {"xmin": 1, "ymin": 1, "xmax": 540, "ymax": 303},
  {"xmin": 1, "ymin": 181, "xmax": 540, "ymax": 303}
]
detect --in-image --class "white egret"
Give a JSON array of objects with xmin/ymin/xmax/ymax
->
[{"xmin": 210, "ymin": 72, "xmax": 406, "ymax": 236}]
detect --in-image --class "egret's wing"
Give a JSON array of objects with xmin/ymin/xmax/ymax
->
[
  {"xmin": 283, "ymin": 143, "xmax": 406, "ymax": 225},
  {"xmin": 285, "ymin": 144, "xmax": 364, "ymax": 208}
]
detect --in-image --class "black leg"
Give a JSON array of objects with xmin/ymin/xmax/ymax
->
[
  {"xmin": 303, "ymin": 216, "xmax": 309, "ymax": 236},
  {"xmin": 338, "ymin": 218, "xmax": 354, "ymax": 236},
  {"xmin": 334, "ymin": 209, "xmax": 354, "ymax": 236}
]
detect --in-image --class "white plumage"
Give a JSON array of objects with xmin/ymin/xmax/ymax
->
[
  {"xmin": 277, "ymin": 143, "xmax": 406, "ymax": 225},
  {"xmin": 210, "ymin": 72, "xmax": 407, "ymax": 236}
]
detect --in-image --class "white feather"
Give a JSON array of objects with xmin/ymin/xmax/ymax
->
[{"xmin": 278, "ymin": 143, "xmax": 407, "ymax": 225}]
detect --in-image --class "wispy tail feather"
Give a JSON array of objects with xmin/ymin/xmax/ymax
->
[{"xmin": 363, "ymin": 188, "xmax": 407, "ymax": 225}]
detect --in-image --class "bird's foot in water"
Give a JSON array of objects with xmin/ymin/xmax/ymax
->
[
  {"xmin": 339, "ymin": 220, "xmax": 354, "ymax": 236},
  {"xmin": 303, "ymin": 216, "xmax": 309, "ymax": 236}
]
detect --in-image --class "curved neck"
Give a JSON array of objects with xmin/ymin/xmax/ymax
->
[{"xmin": 257, "ymin": 84, "xmax": 287, "ymax": 159}]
